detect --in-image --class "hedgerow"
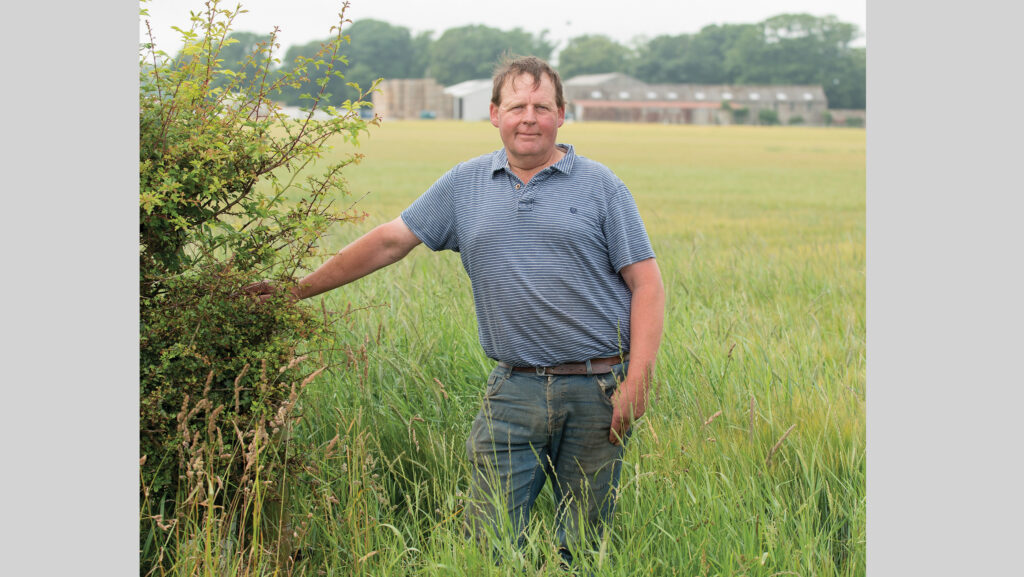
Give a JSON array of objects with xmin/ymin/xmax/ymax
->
[{"xmin": 138, "ymin": 1, "xmax": 377, "ymax": 571}]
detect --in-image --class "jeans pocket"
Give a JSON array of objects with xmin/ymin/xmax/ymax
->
[
  {"xmin": 484, "ymin": 366, "xmax": 509, "ymax": 399},
  {"xmin": 596, "ymin": 361, "xmax": 628, "ymax": 409},
  {"xmin": 596, "ymin": 373, "xmax": 618, "ymax": 409}
]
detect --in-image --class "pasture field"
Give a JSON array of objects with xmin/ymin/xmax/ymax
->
[{"xmin": 242, "ymin": 121, "xmax": 865, "ymax": 576}]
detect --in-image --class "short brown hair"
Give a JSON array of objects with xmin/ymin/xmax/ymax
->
[{"xmin": 491, "ymin": 55, "xmax": 565, "ymax": 110}]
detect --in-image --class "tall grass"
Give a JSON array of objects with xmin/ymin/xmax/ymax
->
[{"xmin": 164, "ymin": 121, "xmax": 864, "ymax": 576}]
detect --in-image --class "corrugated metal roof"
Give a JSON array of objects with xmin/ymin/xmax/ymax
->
[
  {"xmin": 564, "ymin": 74, "xmax": 827, "ymax": 104},
  {"xmin": 444, "ymin": 79, "xmax": 492, "ymax": 97},
  {"xmin": 564, "ymin": 73, "xmax": 628, "ymax": 86},
  {"xmin": 572, "ymin": 99, "xmax": 721, "ymax": 110}
]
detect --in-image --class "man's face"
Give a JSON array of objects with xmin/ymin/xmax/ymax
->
[{"xmin": 490, "ymin": 73, "xmax": 565, "ymax": 164}]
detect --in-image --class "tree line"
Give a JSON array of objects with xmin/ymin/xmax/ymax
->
[{"xmin": 194, "ymin": 13, "xmax": 865, "ymax": 110}]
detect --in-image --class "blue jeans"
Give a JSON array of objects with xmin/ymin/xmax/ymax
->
[{"xmin": 464, "ymin": 361, "xmax": 629, "ymax": 560}]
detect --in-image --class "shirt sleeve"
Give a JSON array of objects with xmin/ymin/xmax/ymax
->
[
  {"xmin": 400, "ymin": 165, "xmax": 461, "ymax": 252},
  {"xmin": 603, "ymin": 181, "xmax": 656, "ymax": 273}
]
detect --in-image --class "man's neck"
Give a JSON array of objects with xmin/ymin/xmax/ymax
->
[{"xmin": 507, "ymin": 146, "xmax": 566, "ymax": 184}]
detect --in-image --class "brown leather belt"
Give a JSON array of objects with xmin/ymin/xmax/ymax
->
[{"xmin": 506, "ymin": 354, "xmax": 627, "ymax": 376}]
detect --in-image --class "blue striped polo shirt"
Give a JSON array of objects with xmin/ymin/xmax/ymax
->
[{"xmin": 400, "ymin": 144, "xmax": 655, "ymax": 367}]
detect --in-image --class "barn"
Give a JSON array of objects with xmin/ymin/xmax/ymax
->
[
  {"xmin": 444, "ymin": 79, "xmax": 493, "ymax": 121},
  {"xmin": 564, "ymin": 73, "xmax": 830, "ymax": 126}
]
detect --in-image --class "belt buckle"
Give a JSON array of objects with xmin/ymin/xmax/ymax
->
[{"xmin": 535, "ymin": 366, "xmax": 548, "ymax": 376}]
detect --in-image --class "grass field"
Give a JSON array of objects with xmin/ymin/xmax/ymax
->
[{"xmin": 234, "ymin": 120, "xmax": 865, "ymax": 576}]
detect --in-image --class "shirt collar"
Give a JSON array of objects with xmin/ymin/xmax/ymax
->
[{"xmin": 491, "ymin": 144, "xmax": 576, "ymax": 176}]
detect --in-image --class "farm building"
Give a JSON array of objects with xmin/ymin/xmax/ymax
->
[
  {"xmin": 564, "ymin": 73, "xmax": 830, "ymax": 126},
  {"xmin": 444, "ymin": 79, "xmax": 493, "ymax": 121},
  {"xmin": 374, "ymin": 78, "xmax": 493, "ymax": 122},
  {"xmin": 373, "ymin": 78, "xmax": 453, "ymax": 120}
]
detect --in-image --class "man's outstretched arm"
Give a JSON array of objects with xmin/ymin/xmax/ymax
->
[{"xmin": 248, "ymin": 216, "xmax": 422, "ymax": 302}]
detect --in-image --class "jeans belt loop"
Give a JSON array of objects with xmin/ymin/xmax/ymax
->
[{"xmin": 585, "ymin": 358, "xmax": 593, "ymax": 377}]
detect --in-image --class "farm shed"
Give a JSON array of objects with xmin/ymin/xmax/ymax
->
[
  {"xmin": 444, "ymin": 79, "xmax": 493, "ymax": 121},
  {"xmin": 564, "ymin": 73, "xmax": 830, "ymax": 126},
  {"xmin": 373, "ymin": 78, "xmax": 453, "ymax": 120}
]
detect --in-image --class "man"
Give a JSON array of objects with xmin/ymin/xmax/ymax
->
[{"xmin": 249, "ymin": 56, "xmax": 664, "ymax": 568}]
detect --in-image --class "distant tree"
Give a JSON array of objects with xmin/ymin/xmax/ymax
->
[
  {"xmin": 169, "ymin": 30, "xmax": 275, "ymax": 93},
  {"xmin": 345, "ymin": 19, "xmax": 427, "ymax": 88},
  {"xmin": 627, "ymin": 15, "xmax": 864, "ymax": 109},
  {"xmin": 682, "ymin": 24, "xmax": 754, "ymax": 84},
  {"xmin": 205, "ymin": 12, "xmax": 867, "ymax": 109},
  {"xmin": 632, "ymin": 34, "xmax": 691, "ymax": 83},
  {"xmin": 722, "ymin": 22, "xmax": 775, "ymax": 82},
  {"xmin": 825, "ymin": 47, "xmax": 866, "ymax": 109},
  {"xmin": 274, "ymin": 19, "xmax": 424, "ymax": 106},
  {"xmin": 411, "ymin": 30, "xmax": 434, "ymax": 79},
  {"xmin": 274, "ymin": 39, "xmax": 349, "ymax": 106},
  {"xmin": 429, "ymin": 25, "xmax": 554, "ymax": 86},
  {"xmin": 217, "ymin": 30, "xmax": 274, "ymax": 71},
  {"xmin": 632, "ymin": 25, "xmax": 753, "ymax": 85},
  {"xmin": 724, "ymin": 14, "xmax": 864, "ymax": 108},
  {"xmin": 557, "ymin": 34, "xmax": 632, "ymax": 80}
]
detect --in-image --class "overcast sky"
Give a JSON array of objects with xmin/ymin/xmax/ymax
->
[{"xmin": 140, "ymin": 0, "xmax": 867, "ymax": 56}]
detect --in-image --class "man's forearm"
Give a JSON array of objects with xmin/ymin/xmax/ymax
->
[
  {"xmin": 624, "ymin": 260, "xmax": 666, "ymax": 389},
  {"xmin": 292, "ymin": 217, "xmax": 421, "ymax": 300},
  {"xmin": 625, "ymin": 280, "xmax": 665, "ymax": 390}
]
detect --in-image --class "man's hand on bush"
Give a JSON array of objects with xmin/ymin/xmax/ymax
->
[{"xmin": 243, "ymin": 281, "xmax": 299, "ymax": 304}]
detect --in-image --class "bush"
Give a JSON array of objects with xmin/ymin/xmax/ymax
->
[
  {"xmin": 139, "ymin": 0, "xmax": 377, "ymax": 570},
  {"xmin": 731, "ymin": 106, "xmax": 750, "ymax": 124},
  {"xmin": 758, "ymin": 108, "xmax": 780, "ymax": 125},
  {"xmin": 845, "ymin": 116, "xmax": 865, "ymax": 127},
  {"xmin": 788, "ymin": 115, "xmax": 805, "ymax": 125}
]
